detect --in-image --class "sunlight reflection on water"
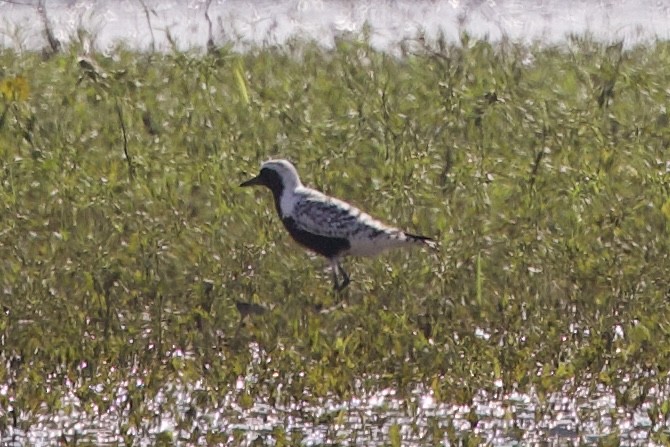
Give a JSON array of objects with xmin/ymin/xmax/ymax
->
[
  {"xmin": 0, "ymin": 342, "xmax": 662, "ymax": 446},
  {"xmin": 0, "ymin": 0, "xmax": 668, "ymax": 52}
]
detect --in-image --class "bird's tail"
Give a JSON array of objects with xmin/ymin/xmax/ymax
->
[{"xmin": 404, "ymin": 232, "xmax": 439, "ymax": 251}]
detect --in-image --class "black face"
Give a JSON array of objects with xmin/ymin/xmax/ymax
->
[
  {"xmin": 240, "ymin": 168, "xmax": 282, "ymax": 190},
  {"xmin": 240, "ymin": 167, "xmax": 285, "ymax": 215}
]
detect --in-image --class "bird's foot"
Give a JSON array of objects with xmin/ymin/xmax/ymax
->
[
  {"xmin": 332, "ymin": 264, "xmax": 350, "ymax": 292},
  {"xmin": 333, "ymin": 276, "xmax": 350, "ymax": 292}
]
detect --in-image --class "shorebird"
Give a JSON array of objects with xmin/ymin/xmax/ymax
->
[{"xmin": 240, "ymin": 159, "xmax": 437, "ymax": 291}]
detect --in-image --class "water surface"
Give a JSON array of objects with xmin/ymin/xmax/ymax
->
[{"xmin": 0, "ymin": 0, "xmax": 668, "ymax": 52}]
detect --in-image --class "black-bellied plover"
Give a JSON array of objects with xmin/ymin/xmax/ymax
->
[{"xmin": 241, "ymin": 159, "xmax": 437, "ymax": 291}]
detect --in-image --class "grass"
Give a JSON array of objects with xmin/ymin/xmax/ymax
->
[{"xmin": 1, "ymin": 33, "xmax": 670, "ymax": 444}]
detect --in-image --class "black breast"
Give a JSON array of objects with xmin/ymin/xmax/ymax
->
[{"xmin": 282, "ymin": 217, "xmax": 351, "ymax": 259}]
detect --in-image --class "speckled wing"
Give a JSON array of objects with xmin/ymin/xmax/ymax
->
[
  {"xmin": 289, "ymin": 191, "xmax": 436, "ymax": 257},
  {"xmin": 290, "ymin": 193, "xmax": 390, "ymax": 240}
]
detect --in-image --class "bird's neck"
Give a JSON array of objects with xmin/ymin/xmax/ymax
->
[
  {"xmin": 276, "ymin": 188, "xmax": 301, "ymax": 219},
  {"xmin": 264, "ymin": 174, "xmax": 302, "ymax": 218},
  {"xmin": 267, "ymin": 185, "xmax": 285, "ymax": 218}
]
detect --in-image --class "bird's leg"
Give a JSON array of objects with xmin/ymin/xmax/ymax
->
[
  {"xmin": 329, "ymin": 258, "xmax": 341, "ymax": 290},
  {"xmin": 329, "ymin": 259, "xmax": 350, "ymax": 292},
  {"xmin": 331, "ymin": 266, "xmax": 341, "ymax": 291},
  {"xmin": 335, "ymin": 261, "xmax": 350, "ymax": 292}
]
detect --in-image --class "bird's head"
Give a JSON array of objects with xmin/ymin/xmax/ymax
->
[{"xmin": 240, "ymin": 159, "xmax": 303, "ymax": 194}]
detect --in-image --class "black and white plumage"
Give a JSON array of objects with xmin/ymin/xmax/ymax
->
[{"xmin": 240, "ymin": 159, "xmax": 437, "ymax": 291}]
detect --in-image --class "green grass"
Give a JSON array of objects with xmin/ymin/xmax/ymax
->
[{"xmin": 1, "ymin": 34, "xmax": 670, "ymax": 443}]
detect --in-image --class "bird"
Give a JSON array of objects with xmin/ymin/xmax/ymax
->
[{"xmin": 240, "ymin": 159, "xmax": 437, "ymax": 291}]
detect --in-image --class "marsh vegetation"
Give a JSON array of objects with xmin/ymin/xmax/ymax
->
[{"xmin": 1, "ymin": 33, "xmax": 670, "ymax": 445}]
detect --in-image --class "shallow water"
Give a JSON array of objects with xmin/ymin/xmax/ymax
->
[
  {"xmin": 0, "ymin": 339, "xmax": 665, "ymax": 446},
  {"xmin": 0, "ymin": 353, "xmax": 664, "ymax": 446},
  {"xmin": 0, "ymin": 0, "xmax": 669, "ymax": 52}
]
